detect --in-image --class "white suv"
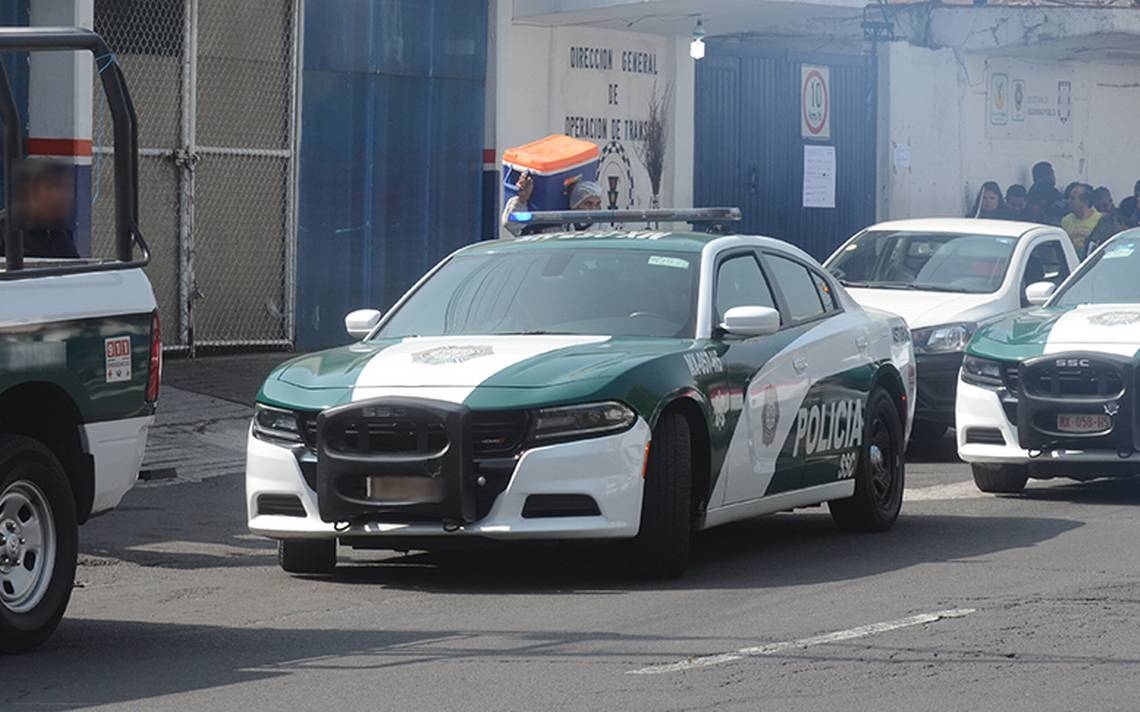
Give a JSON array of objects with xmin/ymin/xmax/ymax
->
[{"xmin": 825, "ymin": 219, "xmax": 1079, "ymax": 442}]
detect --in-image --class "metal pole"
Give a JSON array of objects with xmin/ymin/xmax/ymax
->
[
  {"xmin": 284, "ymin": 0, "xmax": 303, "ymax": 347},
  {"xmin": 179, "ymin": 0, "xmax": 199, "ymax": 354}
]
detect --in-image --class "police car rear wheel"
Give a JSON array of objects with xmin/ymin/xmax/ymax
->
[
  {"xmin": 630, "ymin": 412, "xmax": 691, "ymax": 579},
  {"xmin": 828, "ymin": 388, "xmax": 904, "ymax": 533},
  {"xmin": 971, "ymin": 464, "xmax": 1028, "ymax": 494},
  {"xmin": 278, "ymin": 539, "xmax": 337, "ymax": 575}
]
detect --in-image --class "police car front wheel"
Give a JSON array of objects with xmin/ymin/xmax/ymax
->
[
  {"xmin": 971, "ymin": 464, "xmax": 1028, "ymax": 494},
  {"xmin": 278, "ymin": 539, "xmax": 337, "ymax": 576},
  {"xmin": 828, "ymin": 388, "xmax": 905, "ymax": 533}
]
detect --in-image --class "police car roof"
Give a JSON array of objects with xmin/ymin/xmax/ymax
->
[{"xmin": 863, "ymin": 218, "xmax": 1051, "ymax": 238}]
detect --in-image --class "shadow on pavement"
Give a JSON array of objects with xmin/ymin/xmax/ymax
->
[
  {"xmin": 1016, "ymin": 474, "xmax": 1140, "ymax": 506},
  {"xmin": 320, "ymin": 512, "xmax": 1081, "ymax": 594}
]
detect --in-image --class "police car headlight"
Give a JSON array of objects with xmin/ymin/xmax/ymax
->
[
  {"xmin": 913, "ymin": 322, "xmax": 976, "ymax": 354},
  {"xmin": 529, "ymin": 402, "xmax": 637, "ymax": 443},
  {"xmin": 961, "ymin": 355, "xmax": 1004, "ymax": 388},
  {"xmin": 252, "ymin": 404, "xmax": 304, "ymax": 444}
]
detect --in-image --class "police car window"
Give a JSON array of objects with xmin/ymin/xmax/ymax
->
[
  {"xmin": 811, "ymin": 270, "xmax": 839, "ymax": 312},
  {"xmin": 767, "ymin": 254, "xmax": 827, "ymax": 322},
  {"xmin": 714, "ymin": 254, "xmax": 776, "ymax": 323},
  {"xmin": 1053, "ymin": 238, "xmax": 1140, "ymax": 306},
  {"xmin": 375, "ymin": 248, "xmax": 700, "ymax": 339}
]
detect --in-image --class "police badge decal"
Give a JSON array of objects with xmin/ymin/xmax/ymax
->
[{"xmin": 761, "ymin": 384, "xmax": 779, "ymax": 446}]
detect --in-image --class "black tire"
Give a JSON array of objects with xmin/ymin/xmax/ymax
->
[
  {"xmin": 630, "ymin": 412, "xmax": 692, "ymax": 579},
  {"xmin": 829, "ymin": 388, "xmax": 905, "ymax": 533},
  {"xmin": 0, "ymin": 435, "xmax": 78, "ymax": 655},
  {"xmin": 910, "ymin": 420, "xmax": 949, "ymax": 442},
  {"xmin": 971, "ymin": 464, "xmax": 1028, "ymax": 494},
  {"xmin": 278, "ymin": 539, "xmax": 337, "ymax": 575}
]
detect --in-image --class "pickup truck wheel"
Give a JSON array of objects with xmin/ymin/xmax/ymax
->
[
  {"xmin": 0, "ymin": 436, "xmax": 78, "ymax": 655},
  {"xmin": 630, "ymin": 412, "xmax": 691, "ymax": 579},
  {"xmin": 278, "ymin": 539, "xmax": 337, "ymax": 575}
]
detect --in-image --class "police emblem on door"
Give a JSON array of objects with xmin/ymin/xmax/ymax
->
[{"xmin": 761, "ymin": 384, "xmax": 779, "ymax": 446}]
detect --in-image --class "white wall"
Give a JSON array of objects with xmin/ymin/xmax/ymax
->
[
  {"xmin": 882, "ymin": 41, "xmax": 1140, "ymax": 219},
  {"xmin": 494, "ymin": 2, "xmax": 694, "ymax": 236}
]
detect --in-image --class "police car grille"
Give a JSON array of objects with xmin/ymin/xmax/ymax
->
[
  {"xmin": 471, "ymin": 410, "xmax": 530, "ymax": 456},
  {"xmin": 298, "ymin": 410, "xmax": 529, "ymax": 456},
  {"xmin": 1023, "ymin": 363, "xmax": 1124, "ymax": 399},
  {"xmin": 1002, "ymin": 364, "xmax": 1020, "ymax": 392},
  {"xmin": 335, "ymin": 420, "xmax": 449, "ymax": 455}
]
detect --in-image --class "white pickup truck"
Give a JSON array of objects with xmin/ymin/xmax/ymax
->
[{"xmin": 0, "ymin": 28, "xmax": 159, "ymax": 654}]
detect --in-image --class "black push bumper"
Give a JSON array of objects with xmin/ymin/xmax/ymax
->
[
  {"xmin": 315, "ymin": 397, "xmax": 477, "ymax": 525},
  {"xmin": 1016, "ymin": 352, "xmax": 1138, "ymax": 454}
]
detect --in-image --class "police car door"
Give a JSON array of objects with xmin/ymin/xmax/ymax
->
[
  {"xmin": 716, "ymin": 251, "xmax": 814, "ymax": 505},
  {"xmin": 764, "ymin": 252, "xmax": 874, "ymax": 490}
]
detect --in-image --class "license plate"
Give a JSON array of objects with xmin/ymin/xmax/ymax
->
[
  {"xmin": 366, "ymin": 476, "xmax": 444, "ymax": 503},
  {"xmin": 1056, "ymin": 414, "xmax": 1111, "ymax": 433}
]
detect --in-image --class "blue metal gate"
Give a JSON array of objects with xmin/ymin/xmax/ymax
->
[{"xmin": 695, "ymin": 42, "xmax": 876, "ymax": 260}]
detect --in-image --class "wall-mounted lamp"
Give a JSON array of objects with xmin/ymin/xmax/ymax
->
[{"xmin": 690, "ymin": 17, "xmax": 705, "ymax": 60}]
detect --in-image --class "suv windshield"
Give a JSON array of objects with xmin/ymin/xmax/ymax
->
[
  {"xmin": 1052, "ymin": 236, "xmax": 1140, "ymax": 306},
  {"xmin": 375, "ymin": 247, "xmax": 700, "ymax": 339},
  {"xmin": 826, "ymin": 230, "xmax": 1017, "ymax": 294}
]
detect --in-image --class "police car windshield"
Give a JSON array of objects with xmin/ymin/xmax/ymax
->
[
  {"xmin": 375, "ymin": 248, "xmax": 700, "ymax": 339},
  {"xmin": 1053, "ymin": 237, "xmax": 1140, "ymax": 306},
  {"xmin": 827, "ymin": 231, "xmax": 1016, "ymax": 294}
]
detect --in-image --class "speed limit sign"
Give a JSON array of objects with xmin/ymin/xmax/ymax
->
[{"xmin": 801, "ymin": 65, "xmax": 830, "ymax": 139}]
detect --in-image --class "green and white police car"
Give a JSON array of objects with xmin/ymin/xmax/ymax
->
[
  {"xmin": 246, "ymin": 210, "xmax": 916, "ymax": 578},
  {"xmin": 958, "ymin": 228, "xmax": 1140, "ymax": 493}
]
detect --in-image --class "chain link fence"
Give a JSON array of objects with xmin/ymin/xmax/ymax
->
[{"xmin": 92, "ymin": 0, "xmax": 298, "ymax": 350}]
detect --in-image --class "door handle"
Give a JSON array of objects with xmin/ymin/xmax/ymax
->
[
  {"xmin": 793, "ymin": 357, "xmax": 808, "ymax": 373},
  {"xmin": 855, "ymin": 336, "xmax": 869, "ymax": 352}
]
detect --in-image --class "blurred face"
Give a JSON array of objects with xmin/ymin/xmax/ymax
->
[
  {"xmin": 981, "ymin": 189, "xmax": 1000, "ymax": 212},
  {"xmin": 1095, "ymin": 193, "xmax": 1114, "ymax": 214},
  {"xmin": 1068, "ymin": 187, "xmax": 1089, "ymax": 214},
  {"xmin": 576, "ymin": 196, "xmax": 602, "ymax": 211},
  {"xmin": 1007, "ymin": 195, "xmax": 1027, "ymax": 212},
  {"xmin": 18, "ymin": 173, "xmax": 73, "ymax": 228},
  {"xmin": 1026, "ymin": 200, "xmax": 1045, "ymax": 220}
]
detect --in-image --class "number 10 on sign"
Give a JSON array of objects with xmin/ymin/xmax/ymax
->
[{"xmin": 801, "ymin": 65, "xmax": 830, "ymax": 139}]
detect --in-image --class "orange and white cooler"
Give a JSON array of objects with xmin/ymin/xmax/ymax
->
[{"xmin": 502, "ymin": 135, "xmax": 600, "ymax": 211}]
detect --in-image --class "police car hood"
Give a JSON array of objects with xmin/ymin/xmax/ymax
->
[
  {"xmin": 273, "ymin": 335, "xmax": 687, "ymax": 392},
  {"xmin": 970, "ymin": 304, "xmax": 1140, "ymax": 361},
  {"xmin": 845, "ymin": 288, "xmax": 994, "ymax": 330}
]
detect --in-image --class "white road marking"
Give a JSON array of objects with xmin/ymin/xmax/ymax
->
[
  {"xmin": 628, "ymin": 608, "xmax": 975, "ymax": 675},
  {"xmin": 905, "ymin": 481, "xmax": 984, "ymax": 502}
]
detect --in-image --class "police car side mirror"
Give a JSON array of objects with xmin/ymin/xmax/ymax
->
[
  {"xmin": 345, "ymin": 309, "xmax": 382, "ymax": 340},
  {"xmin": 1025, "ymin": 281, "xmax": 1056, "ymax": 306},
  {"xmin": 721, "ymin": 306, "xmax": 781, "ymax": 338}
]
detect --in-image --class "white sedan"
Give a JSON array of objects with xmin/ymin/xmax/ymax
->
[{"xmin": 824, "ymin": 218, "xmax": 1079, "ymax": 441}]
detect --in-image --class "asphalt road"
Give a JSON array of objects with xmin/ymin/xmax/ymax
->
[{"xmin": 7, "ymin": 434, "xmax": 1140, "ymax": 711}]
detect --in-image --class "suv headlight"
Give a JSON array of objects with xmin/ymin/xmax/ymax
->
[
  {"xmin": 913, "ymin": 322, "xmax": 976, "ymax": 355},
  {"xmin": 529, "ymin": 401, "xmax": 637, "ymax": 443},
  {"xmin": 252, "ymin": 404, "xmax": 303, "ymax": 444},
  {"xmin": 961, "ymin": 355, "xmax": 1004, "ymax": 388}
]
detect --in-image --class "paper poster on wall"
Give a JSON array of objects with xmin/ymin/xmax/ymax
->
[
  {"xmin": 985, "ymin": 60, "xmax": 1074, "ymax": 141},
  {"xmin": 803, "ymin": 145, "xmax": 836, "ymax": 209}
]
